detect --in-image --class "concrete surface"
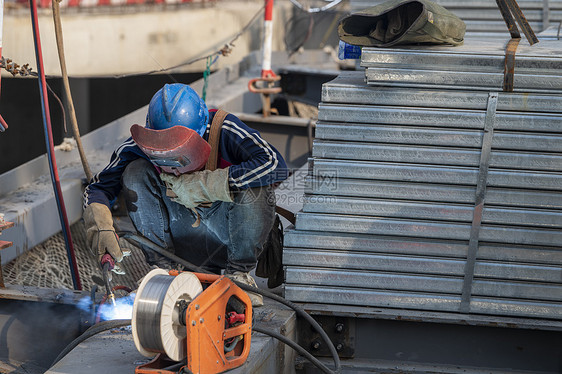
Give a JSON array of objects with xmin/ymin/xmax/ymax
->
[{"xmin": 2, "ymin": 1, "xmax": 292, "ymax": 77}]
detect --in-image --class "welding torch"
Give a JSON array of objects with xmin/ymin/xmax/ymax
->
[{"xmin": 101, "ymin": 253, "xmax": 117, "ymax": 307}]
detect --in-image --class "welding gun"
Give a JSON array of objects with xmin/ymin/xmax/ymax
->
[{"xmin": 101, "ymin": 253, "xmax": 117, "ymax": 306}]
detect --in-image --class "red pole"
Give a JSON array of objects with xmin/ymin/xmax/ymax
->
[
  {"xmin": 29, "ymin": 0, "xmax": 82, "ymax": 290},
  {"xmin": 0, "ymin": 0, "xmax": 6, "ymax": 132},
  {"xmin": 261, "ymin": 0, "xmax": 275, "ymax": 79}
]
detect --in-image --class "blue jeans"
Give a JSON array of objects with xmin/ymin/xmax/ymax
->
[{"xmin": 121, "ymin": 158, "xmax": 276, "ymax": 273}]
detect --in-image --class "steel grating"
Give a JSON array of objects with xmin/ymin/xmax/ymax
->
[{"xmin": 284, "ymin": 40, "xmax": 562, "ymax": 321}]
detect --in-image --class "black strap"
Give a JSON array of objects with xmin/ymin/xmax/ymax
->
[
  {"xmin": 275, "ymin": 205, "xmax": 296, "ymax": 225},
  {"xmin": 206, "ymin": 109, "xmax": 229, "ymax": 171},
  {"xmin": 205, "ymin": 110, "xmax": 297, "ymax": 224},
  {"xmin": 460, "ymin": 92, "xmax": 498, "ymax": 313}
]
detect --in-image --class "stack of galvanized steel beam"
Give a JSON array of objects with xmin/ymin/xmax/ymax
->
[
  {"xmin": 350, "ymin": 0, "xmax": 562, "ymax": 35},
  {"xmin": 283, "ymin": 38, "xmax": 562, "ymax": 320}
]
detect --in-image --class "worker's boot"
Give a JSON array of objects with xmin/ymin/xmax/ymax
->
[{"xmin": 226, "ymin": 271, "xmax": 264, "ymax": 307}]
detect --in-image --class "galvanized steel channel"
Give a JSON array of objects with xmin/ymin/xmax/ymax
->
[
  {"xmin": 284, "ymin": 285, "xmax": 562, "ymax": 319},
  {"xmin": 361, "ymin": 40, "xmax": 562, "ymax": 92},
  {"xmin": 284, "ymin": 250, "xmax": 562, "ymax": 282},
  {"xmin": 294, "ymin": 212, "xmax": 562, "ymax": 247},
  {"xmin": 302, "ymin": 196, "xmax": 562, "ymax": 228},
  {"xmin": 311, "ymin": 159, "xmax": 562, "ymax": 191},
  {"xmin": 312, "ymin": 141, "xmax": 562, "ymax": 171},
  {"xmin": 317, "ymin": 104, "xmax": 562, "ymax": 133},
  {"xmin": 321, "ymin": 73, "xmax": 562, "ymax": 113},
  {"xmin": 360, "ymin": 42, "xmax": 562, "ymax": 73},
  {"xmin": 315, "ymin": 123, "xmax": 562, "ymax": 152},
  {"xmin": 305, "ymin": 177, "xmax": 562, "ymax": 209},
  {"xmin": 284, "ymin": 41, "xmax": 562, "ymax": 321},
  {"xmin": 284, "ymin": 230, "xmax": 562, "ymax": 265},
  {"xmin": 364, "ymin": 68, "xmax": 562, "ymax": 92},
  {"xmin": 285, "ymin": 267, "xmax": 562, "ymax": 301}
]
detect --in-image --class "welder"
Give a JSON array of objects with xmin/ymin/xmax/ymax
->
[{"xmin": 82, "ymin": 83, "xmax": 288, "ymax": 306}]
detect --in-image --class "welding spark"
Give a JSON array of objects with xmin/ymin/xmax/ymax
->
[{"xmin": 77, "ymin": 293, "xmax": 137, "ymax": 322}]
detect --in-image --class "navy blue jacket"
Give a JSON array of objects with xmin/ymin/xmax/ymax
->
[{"xmin": 84, "ymin": 111, "xmax": 288, "ymax": 208}]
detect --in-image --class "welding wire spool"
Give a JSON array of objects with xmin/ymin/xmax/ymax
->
[{"xmin": 132, "ymin": 269, "xmax": 203, "ymax": 361}]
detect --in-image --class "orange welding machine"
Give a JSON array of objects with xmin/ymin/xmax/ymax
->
[{"xmin": 132, "ymin": 269, "xmax": 252, "ymax": 374}]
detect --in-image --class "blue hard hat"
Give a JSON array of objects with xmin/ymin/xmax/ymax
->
[{"xmin": 146, "ymin": 83, "xmax": 209, "ymax": 136}]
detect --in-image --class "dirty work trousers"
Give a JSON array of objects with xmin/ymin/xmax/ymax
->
[{"xmin": 121, "ymin": 158, "xmax": 276, "ymax": 273}]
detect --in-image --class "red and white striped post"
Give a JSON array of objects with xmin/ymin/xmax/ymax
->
[
  {"xmin": 261, "ymin": 0, "xmax": 275, "ymax": 79},
  {"xmin": 248, "ymin": 0, "xmax": 282, "ymax": 116}
]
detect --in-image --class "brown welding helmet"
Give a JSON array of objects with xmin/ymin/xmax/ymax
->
[{"xmin": 130, "ymin": 124, "xmax": 211, "ymax": 176}]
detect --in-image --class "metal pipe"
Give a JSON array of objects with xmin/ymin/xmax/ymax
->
[
  {"xmin": 51, "ymin": 0, "xmax": 93, "ymax": 181},
  {"xmin": 0, "ymin": 0, "xmax": 6, "ymax": 132}
]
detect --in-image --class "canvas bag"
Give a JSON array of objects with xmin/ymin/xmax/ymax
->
[{"xmin": 338, "ymin": 0, "xmax": 466, "ymax": 47}]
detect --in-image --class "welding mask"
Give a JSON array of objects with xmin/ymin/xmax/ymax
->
[
  {"xmin": 131, "ymin": 84, "xmax": 211, "ymax": 175},
  {"xmin": 338, "ymin": 0, "xmax": 465, "ymax": 47}
]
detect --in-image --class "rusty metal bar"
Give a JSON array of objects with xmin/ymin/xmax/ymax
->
[
  {"xmin": 497, "ymin": 0, "xmax": 522, "ymax": 38},
  {"xmin": 503, "ymin": 38, "xmax": 521, "ymax": 92},
  {"xmin": 505, "ymin": 0, "xmax": 540, "ymax": 44}
]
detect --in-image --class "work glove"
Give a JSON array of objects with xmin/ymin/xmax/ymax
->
[
  {"xmin": 83, "ymin": 202, "xmax": 127, "ymax": 277},
  {"xmin": 160, "ymin": 167, "xmax": 233, "ymax": 210}
]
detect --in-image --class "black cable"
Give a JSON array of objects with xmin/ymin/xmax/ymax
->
[
  {"xmin": 284, "ymin": 12, "xmax": 314, "ymax": 56},
  {"xmin": 119, "ymin": 232, "xmax": 341, "ymax": 374},
  {"xmin": 90, "ymin": 284, "xmax": 98, "ymax": 327},
  {"xmin": 253, "ymin": 325, "xmax": 334, "ymax": 374},
  {"xmin": 45, "ymin": 81, "xmax": 68, "ymax": 133},
  {"xmin": 51, "ymin": 319, "xmax": 131, "ymax": 367},
  {"xmin": 223, "ymin": 336, "xmax": 241, "ymax": 353}
]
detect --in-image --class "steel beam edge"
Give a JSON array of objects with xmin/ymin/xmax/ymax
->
[
  {"xmin": 284, "ymin": 285, "xmax": 562, "ymax": 319},
  {"xmin": 0, "ymin": 283, "xmax": 92, "ymax": 304},
  {"xmin": 294, "ymin": 302, "xmax": 562, "ymax": 331},
  {"xmin": 321, "ymin": 72, "xmax": 562, "ymax": 113}
]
